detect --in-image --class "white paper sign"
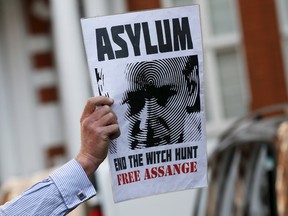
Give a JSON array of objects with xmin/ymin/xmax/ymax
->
[{"xmin": 81, "ymin": 5, "xmax": 207, "ymax": 202}]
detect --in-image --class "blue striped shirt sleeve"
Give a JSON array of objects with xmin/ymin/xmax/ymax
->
[{"xmin": 0, "ymin": 159, "xmax": 96, "ymax": 216}]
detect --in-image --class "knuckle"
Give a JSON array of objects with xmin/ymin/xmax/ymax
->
[
  {"xmin": 114, "ymin": 125, "xmax": 120, "ymax": 133},
  {"xmin": 107, "ymin": 112, "xmax": 114, "ymax": 120},
  {"xmin": 81, "ymin": 118, "xmax": 93, "ymax": 130},
  {"xmin": 94, "ymin": 127, "xmax": 105, "ymax": 136}
]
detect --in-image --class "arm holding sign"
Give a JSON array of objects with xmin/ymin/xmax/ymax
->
[{"xmin": 0, "ymin": 96, "xmax": 120, "ymax": 216}]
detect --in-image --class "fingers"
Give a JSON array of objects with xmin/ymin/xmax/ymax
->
[
  {"xmin": 81, "ymin": 96, "xmax": 114, "ymax": 121},
  {"xmin": 92, "ymin": 106, "xmax": 120, "ymax": 139},
  {"xmin": 82, "ymin": 105, "xmax": 117, "ymax": 129},
  {"xmin": 96, "ymin": 108, "xmax": 117, "ymax": 126},
  {"xmin": 81, "ymin": 96, "xmax": 120, "ymax": 140},
  {"xmin": 106, "ymin": 124, "xmax": 121, "ymax": 140}
]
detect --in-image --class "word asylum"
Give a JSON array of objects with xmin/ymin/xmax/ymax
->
[{"xmin": 95, "ymin": 17, "xmax": 193, "ymax": 61}]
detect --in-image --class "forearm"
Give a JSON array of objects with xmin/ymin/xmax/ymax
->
[{"xmin": 0, "ymin": 159, "xmax": 96, "ymax": 216}]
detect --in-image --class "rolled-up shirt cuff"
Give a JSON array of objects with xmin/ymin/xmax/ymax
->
[{"xmin": 50, "ymin": 159, "xmax": 96, "ymax": 209}]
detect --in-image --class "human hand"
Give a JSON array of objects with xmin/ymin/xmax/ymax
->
[{"xmin": 76, "ymin": 96, "xmax": 120, "ymax": 177}]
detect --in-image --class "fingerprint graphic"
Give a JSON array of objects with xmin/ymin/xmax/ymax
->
[{"xmin": 122, "ymin": 55, "xmax": 201, "ymax": 150}]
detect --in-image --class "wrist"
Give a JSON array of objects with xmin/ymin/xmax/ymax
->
[{"xmin": 76, "ymin": 153, "xmax": 101, "ymax": 177}]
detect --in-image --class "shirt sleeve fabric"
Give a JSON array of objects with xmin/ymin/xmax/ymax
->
[{"xmin": 0, "ymin": 159, "xmax": 96, "ymax": 216}]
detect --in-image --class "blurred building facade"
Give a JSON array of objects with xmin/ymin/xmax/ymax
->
[{"xmin": 0, "ymin": 0, "xmax": 287, "ymax": 185}]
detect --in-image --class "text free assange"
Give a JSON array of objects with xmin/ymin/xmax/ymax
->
[{"xmin": 117, "ymin": 161, "xmax": 197, "ymax": 186}]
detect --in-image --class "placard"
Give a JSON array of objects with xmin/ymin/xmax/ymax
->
[{"xmin": 81, "ymin": 5, "xmax": 207, "ymax": 202}]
